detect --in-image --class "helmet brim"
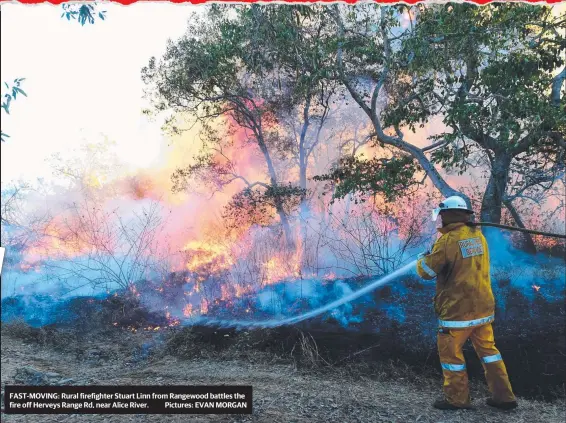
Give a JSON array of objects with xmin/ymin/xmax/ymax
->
[{"xmin": 438, "ymin": 208, "xmax": 475, "ymax": 214}]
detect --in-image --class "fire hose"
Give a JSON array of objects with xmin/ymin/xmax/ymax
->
[
  {"xmin": 469, "ymin": 222, "xmax": 566, "ymax": 239},
  {"xmin": 189, "ymin": 222, "xmax": 564, "ymax": 329}
]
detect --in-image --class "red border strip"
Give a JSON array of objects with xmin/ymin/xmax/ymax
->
[{"xmin": 0, "ymin": 0, "xmax": 563, "ymax": 5}]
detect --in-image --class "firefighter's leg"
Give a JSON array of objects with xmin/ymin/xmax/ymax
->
[
  {"xmin": 437, "ymin": 327, "xmax": 473, "ymax": 407},
  {"xmin": 470, "ymin": 323, "xmax": 516, "ymax": 403}
]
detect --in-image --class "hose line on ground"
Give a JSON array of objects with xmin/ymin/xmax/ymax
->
[{"xmin": 469, "ymin": 222, "xmax": 566, "ymax": 239}]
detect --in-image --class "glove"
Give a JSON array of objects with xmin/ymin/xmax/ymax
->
[{"xmin": 417, "ymin": 251, "xmax": 430, "ymax": 259}]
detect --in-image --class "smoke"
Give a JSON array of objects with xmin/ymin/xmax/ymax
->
[
  {"xmin": 1, "ymin": 71, "xmax": 564, "ymax": 333},
  {"xmin": 254, "ymin": 279, "xmax": 363, "ymax": 324},
  {"xmin": 485, "ymin": 228, "xmax": 566, "ymax": 309},
  {"xmin": 182, "ymin": 261, "xmax": 417, "ymax": 329},
  {"xmin": 3, "ymin": 217, "xmax": 562, "ymax": 331}
]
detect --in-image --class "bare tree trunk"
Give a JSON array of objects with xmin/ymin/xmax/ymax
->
[
  {"xmin": 299, "ymin": 161, "xmax": 309, "ymax": 253},
  {"xmin": 551, "ymin": 68, "xmax": 565, "ymax": 107},
  {"xmin": 480, "ymin": 152, "xmax": 512, "ymax": 224},
  {"xmin": 256, "ymin": 136, "xmax": 295, "ymax": 249},
  {"xmin": 298, "ymin": 104, "xmax": 310, "ymax": 254}
]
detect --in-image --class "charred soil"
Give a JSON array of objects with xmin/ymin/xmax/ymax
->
[
  {"xmin": 1, "ymin": 319, "xmax": 565, "ymax": 423},
  {"xmin": 2, "ymin": 268, "xmax": 565, "ymax": 422}
]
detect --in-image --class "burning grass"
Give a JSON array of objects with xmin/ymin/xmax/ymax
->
[{"xmin": 2, "ymin": 267, "xmax": 565, "ymax": 401}]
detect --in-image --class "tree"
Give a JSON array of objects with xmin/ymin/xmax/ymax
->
[
  {"xmin": 323, "ymin": 5, "xmax": 461, "ymax": 204},
  {"xmin": 397, "ymin": 4, "xmax": 565, "ymax": 225},
  {"xmin": 142, "ymin": 5, "xmax": 339, "ymax": 249},
  {"xmin": 235, "ymin": 5, "xmax": 341, "ymax": 245},
  {"xmin": 326, "ymin": 3, "xmax": 565, "ymax": 235}
]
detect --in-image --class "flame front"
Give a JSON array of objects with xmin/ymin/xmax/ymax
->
[{"xmin": 1, "ymin": 56, "xmax": 562, "ymax": 327}]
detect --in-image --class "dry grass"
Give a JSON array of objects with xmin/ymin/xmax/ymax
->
[
  {"xmin": 290, "ymin": 330, "xmax": 331, "ymax": 368},
  {"xmin": 0, "ymin": 320, "xmax": 76, "ymax": 349},
  {"xmin": 2, "ymin": 324, "xmax": 565, "ymax": 423}
]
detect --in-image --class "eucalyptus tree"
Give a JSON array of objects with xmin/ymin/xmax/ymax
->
[
  {"xmin": 320, "ymin": 3, "xmax": 565, "ymax": 246},
  {"xmin": 142, "ymin": 5, "xmax": 339, "ymax": 248}
]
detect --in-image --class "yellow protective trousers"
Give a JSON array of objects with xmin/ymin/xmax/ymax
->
[{"xmin": 437, "ymin": 323, "xmax": 515, "ymax": 407}]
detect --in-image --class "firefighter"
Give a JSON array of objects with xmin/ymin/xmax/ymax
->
[{"xmin": 417, "ymin": 196, "xmax": 517, "ymax": 411}]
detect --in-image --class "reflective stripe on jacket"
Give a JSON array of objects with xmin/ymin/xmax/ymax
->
[{"xmin": 417, "ymin": 222, "xmax": 495, "ymax": 325}]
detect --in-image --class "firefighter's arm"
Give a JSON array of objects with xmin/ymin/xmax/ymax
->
[{"xmin": 416, "ymin": 236, "xmax": 447, "ymax": 280}]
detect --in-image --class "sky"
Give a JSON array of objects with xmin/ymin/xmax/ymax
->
[
  {"xmin": 1, "ymin": 3, "xmax": 200, "ymax": 184},
  {"xmin": 1, "ymin": 2, "xmax": 565, "ymax": 187}
]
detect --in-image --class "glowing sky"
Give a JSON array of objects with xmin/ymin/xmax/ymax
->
[
  {"xmin": 1, "ymin": 3, "xmax": 198, "ymax": 184},
  {"xmin": 1, "ymin": 2, "xmax": 564, "ymax": 187}
]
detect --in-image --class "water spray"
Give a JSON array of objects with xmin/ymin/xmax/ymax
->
[
  {"xmin": 186, "ymin": 260, "xmax": 417, "ymax": 329},
  {"xmin": 183, "ymin": 222, "xmax": 564, "ymax": 330}
]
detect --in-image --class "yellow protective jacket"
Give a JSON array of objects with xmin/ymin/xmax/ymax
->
[{"xmin": 417, "ymin": 222, "xmax": 495, "ymax": 328}]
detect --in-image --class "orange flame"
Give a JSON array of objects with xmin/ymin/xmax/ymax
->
[
  {"xmin": 200, "ymin": 298, "xmax": 209, "ymax": 314},
  {"xmin": 184, "ymin": 240, "xmax": 234, "ymax": 273},
  {"xmin": 183, "ymin": 303, "xmax": 194, "ymax": 317}
]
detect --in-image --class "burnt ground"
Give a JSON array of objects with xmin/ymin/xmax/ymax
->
[
  {"xmin": 1, "ymin": 264, "xmax": 565, "ymax": 422},
  {"xmin": 4, "ymin": 272, "xmax": 564, "ymax": 401},
  {"xmin": 1, "ymin": 322, "xmax": 565, "ymax": 423}
]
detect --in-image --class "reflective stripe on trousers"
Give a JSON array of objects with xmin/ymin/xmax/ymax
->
[
  {"xmin": 438, "ymin": 314, "xmax": 494, "ymax": 328},
  {"xmin": 482, "ymin": 353, "xmax": 502, "ymax": 364},
  {"xmin": 437, "ymin": 323, "xmax": 515, "ymax": 406},
  {"xmin": 441, "ymin": 362, "xmax": 466, "ymax": 371}
]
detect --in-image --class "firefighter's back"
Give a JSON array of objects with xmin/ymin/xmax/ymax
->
[{"xmin": 435, "ymin": 224, "xmax": 495, "ymax": 324}]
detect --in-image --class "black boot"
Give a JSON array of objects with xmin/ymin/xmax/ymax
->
[
  {"xmin": 433, "ymin": 399, "xmax": 475, "ymax": 410},
  {"xmin": 486, "ymin": 398, "xmax": 518, "ymax": 410}
]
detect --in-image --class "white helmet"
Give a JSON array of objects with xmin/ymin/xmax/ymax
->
[{"xmin": 432, "ymin": 196, "xmax": 473, "ymax": 221}]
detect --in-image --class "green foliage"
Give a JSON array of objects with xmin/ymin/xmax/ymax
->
[
  {"xmin": 329, "ymin": 3, "xmax": 564, "ymax": 215},
  {"xmin": 142, "ymin": 5, "xmax": 337, "ymax": 126},
  {"xmin": 61, "ymin": 3, "xmax": 106, "ymax": 26},
  {"xmin": 145, "ymin": 3, "xmax": 564, "ymax": 222},
  {"xmin": 1, "ymin": 78, "xmax": 26, "ymax": 142},
  {"xmin": 144, "ymin": 5, "xmax": 339, "ymax": 232},
  {"xmin": 314, "ymin": 154, "xmax": 419, "ymax": 203},
  {"xmin": 396, "ymin": 4, "xmax": 565, "ymax": 158},
  {"xmin": 222, "ymin": 184, "xmax": 306, "ymax": 230}
]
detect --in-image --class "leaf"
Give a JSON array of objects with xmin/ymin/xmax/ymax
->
[{"xmin": 14, "ymin": 87, "xmax": 27, "ymax": 97}]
